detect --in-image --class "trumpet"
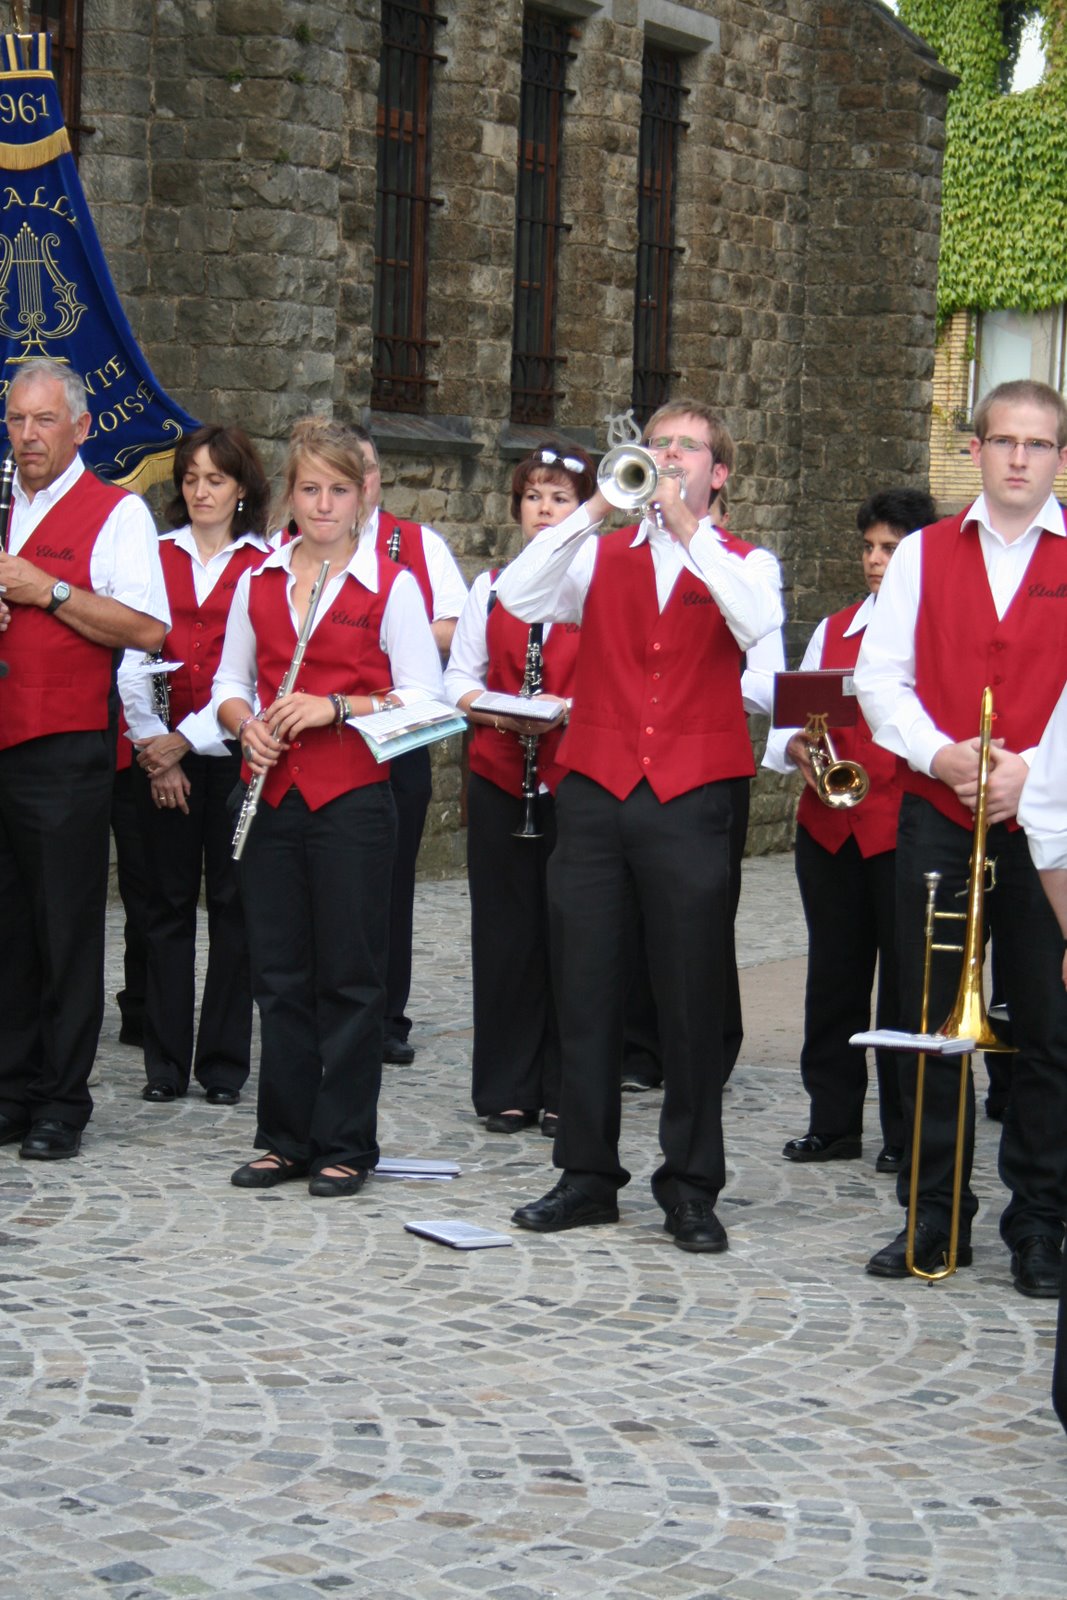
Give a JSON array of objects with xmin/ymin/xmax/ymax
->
[
  {"xmin": 803, "ymin": 713, "xmax": 869, "ymax": 809},
  {"xmin": 597, "ymin": 443, "xmax": 685, "ymax": 519}
]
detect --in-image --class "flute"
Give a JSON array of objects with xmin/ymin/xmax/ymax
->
[{"xmin": 231, "ymin": 559, "xmax": 331, "ymax": 862}]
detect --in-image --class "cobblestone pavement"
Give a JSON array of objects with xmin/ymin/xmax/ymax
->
[{"xmin": 1, "ymin": 855, "xmax": 1065, "ymax": 1600}]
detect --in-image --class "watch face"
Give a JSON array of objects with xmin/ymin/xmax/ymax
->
[{"xmin": 54, "ymin": 582, "xmax": 71, "ymax": 601}]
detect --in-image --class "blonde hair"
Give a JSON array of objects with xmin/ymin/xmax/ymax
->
[
  {"xmin": 279, "ymin": 417, "xmax": 367, "ymax": 528},
  {"xmin": 973, "ymin": 380, "xmax": 1067, "ymax": 448},
  {"xmin": 643, "ymin": 397, "xmax": 736, "ymax": 472}
]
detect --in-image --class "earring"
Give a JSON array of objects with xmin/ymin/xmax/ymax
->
[{"xmin": 236, "ymin": 498, "xmax": 244, "ymax": 513}]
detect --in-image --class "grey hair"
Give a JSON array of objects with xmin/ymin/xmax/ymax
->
[{"xmin": 7, "ymin": 357, "xmax": 89, "ymax": 422}]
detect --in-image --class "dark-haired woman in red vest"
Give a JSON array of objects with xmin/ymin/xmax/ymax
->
[
  {"xmin": 445, "ymin": 446, "xmax": 593, "ymax": 1137},
  {"xmin": 764, "ymin": 487, "xmax": 936, "ymax": 1174},
  {"xmin": 214, "ymin": 418, "xmax": 444, "ymax": 1198},
  {"xmin": 118, "ymin": 425, "xmax": 272, "ymax": 1107}
]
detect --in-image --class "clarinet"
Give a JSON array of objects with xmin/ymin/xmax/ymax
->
[
  {"xmin": 232, "ymin": 559, "xmax": 331, "ymax": 862},
  {"xmin": 387, "ymin": 524, "xmax": 401, "ymax": 561},
  {"xmin": 144, "ymin": 652, "xmax": 171, "ymax": 728},
  {"xmin": 512, "ymin": 623, "xmax": 544, "ymax": 841},
  {"xmin": 0, "ymin": 452, "xmax": 15, "ymax": 552}
]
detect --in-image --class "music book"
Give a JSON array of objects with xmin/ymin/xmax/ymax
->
[
  {"xmin": 404, "ymin": 1220, "xmax": 514, "ymax": 1250},
  {"xmin": 375, "ymin": 1157, "xmax": 461, "ymax": 1179},
  {"xmin": 849, "ymin": 1029, "xmax": 975, "ymax": 1055},
  {"xmin": 352, "ymin": 699, "xmax": 467, "ymax": 762},
  {"xmin": 773, "ymin": 669, "xmax": 858, "ymax": 729},
  {"xmin": 469, "ymin": 691, "xmax": 566, "ymax": 722}
]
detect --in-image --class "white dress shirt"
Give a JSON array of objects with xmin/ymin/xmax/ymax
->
[
  {"xmin": 211, "ymin": 537, "xmax": 444, "ymax": 721},
  {"xmin": 855, "ymin": 493, "xmax": 1067, "ymax": 775},
  {"xmin": 493, "ymin": 501, "xmax": 783, "ymax": 652},
  {"xmin": 1019, "ymin": 681, "xmax": 1067, "ymax": 871},
  {"xmin": 763, "ymin": 594, "xmax": 874, "ymax": 772},
  {"xmin": 10, "ymin": 453, "xmax": 169, "ymax": 625},
  {"xmin": 118, "ymin": 527, "xmax": 271, "ymax": 754},
  {"xmin": 359, "ymin": 506, "xmax": 468, "ymax": 621}
]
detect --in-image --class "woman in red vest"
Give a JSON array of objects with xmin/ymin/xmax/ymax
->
[
  {"xmin": 214, "ymin": 418, "xmax": 444, "ymax": 1197},
  {"xmin": 764, "ymin": 486, "xmax": 936, "ymax": 1171},
  {"xmin": 119, "ymin": 425, "xmax": 271, "ymax": 1106},
  {"xmin": 444, "ymin": 445, "xmax": 594, "ymax": 1136}
]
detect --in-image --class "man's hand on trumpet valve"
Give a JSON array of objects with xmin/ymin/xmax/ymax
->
[
  {"xmin": 785, "ymin": 731, "xmax": 818, "ymax": 792},
  {"xmin": 647, "ymin": 469, "xmax": 698, "ymax": 547}
]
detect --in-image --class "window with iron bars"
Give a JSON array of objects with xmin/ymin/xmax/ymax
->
[
  {"xmin": 510, "ymin": 9, "xmax": 574, "ymax": 426},
  {"xmin": 17, "ymin": 0, "xmax": 86, "ymax": 159},
  {"xmin": 372, "ymin": 0, "xmax": 444, "ymax": 413},
  {"xmin": 632, "ymin": 46, "xmax": 687, "ymax": 425}
]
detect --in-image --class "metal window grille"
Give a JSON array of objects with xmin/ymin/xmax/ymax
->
[
  {"xmin": 510, "ymin": 9, "xmax": 574, "ymax": 425},
  {"xmin": 18, "ymin": 0, "xmax": 85, "ymax": 158},
  {"xmin": 632, "ymin": 46, "xmax": 686, "ymax": 424},
  {"xmin": 372, "ymin": 0, "xmax": 444, "ymax": 413}
]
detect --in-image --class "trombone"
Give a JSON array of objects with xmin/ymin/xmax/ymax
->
[{"xmin": 906, "ymin": 686, "xmax": 1014, "ymax": 1281}]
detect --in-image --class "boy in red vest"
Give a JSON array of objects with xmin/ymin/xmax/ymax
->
[
  {"xmin": 497, "ymin": 399, "xmax": 783, "ymax": 1250},
  {"xmin": 0, "ymin": 358, "xmax": 169, "ymax": 1160},
  {"xmin": 765, "ymin": 487, "xmax": 935, "ymax": 1173},
  {"xmin": 857, "ymin": 379, "xmax": 1067, "ymax": 1292}
]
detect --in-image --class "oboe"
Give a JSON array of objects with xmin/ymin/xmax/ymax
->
[
  {"xmin": 232, "ymin": 559, "xmax": 331, "ymax": 862},
  {"xmin": 512, "ymin": 623, "xmax": 544, "ymax": 841}
]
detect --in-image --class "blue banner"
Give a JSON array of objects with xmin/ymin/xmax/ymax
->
[{"xmin": 0, "ymin": 31, "xmax": 199, "ymax": 489}]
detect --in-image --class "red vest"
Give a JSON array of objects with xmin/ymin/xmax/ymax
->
[
  {"xmin": 247, "ymin": 558, "xmax": 400, "ymax": 809},
  {"xmin": 560, "ymin": 527, "xmax": 756, "ymax": 802},
  {"xmin": 159, "ymin": 536, "xmax": 266, "ymax": 726},
  {"xmin": 377, "ymin": 509, "xmax": 434, "ymax": 618},
  {"xmin": 906, "ymin": 508, "xmax": 1067, "ymax": 829},
  {"xmin": 468, "ymin": 586, "xmax": 581, "ymax": 798},
  {"xmin": 0, "ymin": 470, "xmax": 130, "ymax": 752},
  {"xmin": 796, "ymin": 600, "xmax": 901, "ymax": 858}
]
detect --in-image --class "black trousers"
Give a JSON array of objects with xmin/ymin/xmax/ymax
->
[
  {"xmin": 548, "ymin": 773, "xmax": 740, "ymax": 1210},
  {"xmin": 1055, "ymin": 1250, "xmax": 1067, "ymax": 1437},
  {"xmin": 385, "ymin": 746, "xmax": 432, "ymax": 1042},
  {"xmin": 110, "ymin": 764, "xmax": 149, "ymax": 1033},
  {"xmin": 467, "ymin": 772, "xmax": 561, "ymax": 1117},
  {"xmin": 132, "ymin": 750, "xmax": 252, "ymax": 1093},
  {"xmin": 894, "ymin": 794, "xmax": 1067, "ymax": 1246},
  {"xmin": 0, "ymin": 730, "xmax": 112, "ymax": 1127},
  {"xmin": 794, "ymin": 827, "xmax": 904, "ymax": 1146},
  {"xmin": 238, "ymin": 783, "xmax": 396, "ymax": 1174}
]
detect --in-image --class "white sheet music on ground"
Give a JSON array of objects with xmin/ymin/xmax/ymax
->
[
  {"xmin": 374, "ymin": 1156, "xmax": 461, "ymax": 1179},
  {"xmin": 849, "ymin": 1029, "xmax": 974, "ymax": 1055},
  {"xmin": 404, "ymin": 1220, "xmax": 514, "ymax": 1250}
]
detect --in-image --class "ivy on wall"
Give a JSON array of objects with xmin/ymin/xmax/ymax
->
[{"xmin": 899, "ymin": 0, "xmax": 1067, "ymax": 319}]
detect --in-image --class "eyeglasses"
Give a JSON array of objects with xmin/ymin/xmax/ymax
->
[
  {"xmin": 646, "ymin": 435, "xmax": 711, "ymax": 454},
  {"xmin": 534, "ymin": 448, "xmax": 586, "ymax": 473},
  {"xmin": 981, "ymin": 435, "xmax": 1060, "ymax": 458}
]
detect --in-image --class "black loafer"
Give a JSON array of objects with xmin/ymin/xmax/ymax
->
[
  {"xmin": 512, "ymin": 1180, "xmax": 618, "ymax": 1232},
  {"xmin": 308, "ymin": 1168, "xmax": 368, "ymax": 1197},
  {"xmin": 204, "ymin": 1087, "xmax": 240, "ymax": 1106},
  {"xmin": 664, "ymin": 1199, "xmax": 728, "ymax": 1253},
  {"xmin": 0, "ymin": 1111, "xmax": 30, "ymax": 1146},
  {"xmin": 485, "ymin": 1111, "xmax": 538, "ymax": 1134},
  {"xmin": 540, "ymin": 1112, "xmax": 558, "ymax": 1139},
  {"xmin": 875, "ymin": 1145, "xmax": 905, "ymax": 1173},
  {"xmin": 621, "ymin": 1072, "xmax": 661, "ymax": 1092},
  {"xmin": 866, "ymin": 1223, "xmax": 972, "ymax": 1278},
  {"xmin": 1010, "ymin": 1235, "xmax": 1062, "ymax": 1298},
  {"xmin": 19, "ymin": 1120, "xmax": 82, "ymax": 1160},
  {"xmin": 231, "ymin": 1154, "xmax": 309, "ymax": 1189},
  {"xmin": 782, "ymin": 1132, "xmax": 862, "ymax": 1163},
  {"xmin": 142, "ymin": 1082, "xmax": 178, "ymax": 1103},
  {"xmin": 383, "ymin": 1036, "xmax": 415, "ymax": 1065}
]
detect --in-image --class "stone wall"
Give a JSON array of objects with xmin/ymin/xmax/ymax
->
[{"xmin": 77, "ymin": 0, "xmax": 952, "ymax": 868}]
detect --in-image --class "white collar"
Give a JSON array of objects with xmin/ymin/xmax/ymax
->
[{"xmin": 258, "ymin": 533, "xmax": 380, "ymax": 591}]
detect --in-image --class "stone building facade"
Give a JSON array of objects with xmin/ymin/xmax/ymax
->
[{"xmin": 76, "ymin": 0, "xmax": 952, "ymax": 867}]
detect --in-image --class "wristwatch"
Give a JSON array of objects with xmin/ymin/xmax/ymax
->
[{"xmin": 46, "ymin": 580, "xmax": 72, "ymax": 614}]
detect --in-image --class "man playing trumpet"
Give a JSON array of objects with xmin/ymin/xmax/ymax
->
[{"xmin": 497, "ymin": 399, "xmax": 783, "ymax": 1250}]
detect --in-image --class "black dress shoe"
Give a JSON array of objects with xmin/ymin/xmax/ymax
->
[
  {"xmin": 0, "ymin": 1111, "xmax": 30, "ymax": 1146},
  {"xmin": 383, "ymin": 1036, "xmax": 415, "ymax": 1065},
  {"xmin": 621, "ymin": 1071, "xmax": 662, "ymax": 1092},
  {"xmin": 875, "ymin": 1145, "xmax": 905, "ymax": 1173},
  {"xmin": 512, "ymin": 1180, "xmax": 619, "ymax": 1232},
  {"xmin": 142, "ymin": 1082, "xmax": 178, "ymax": 1103},
  {"xmin": 231, "ymin": 1153, "xmax": 309, "ymax": 1188},
  {"xmin": 308, "ymin": 1167, "xmax": 368, "ymax": 1197},
  {"xmin": 664, "ymin": 1199, "xmax": 728, "ymax": 1253},
  {"xmin": 1010, "ymin": 1235, "xmax": 1062, "ymax": 1298},
  {"xmin": 540, "ymin": 1112, "xmax": 558, "ymax": 1139},
  {"xmin": 782, "ymin": 1131, "xmax": 862, "ymax": 1163},
  {"xmin": 485, "ymin": 1111, "xmax": 538, "ymax": 1134},
  {"xmin": 19, "ymin": 1120, "xmax": 82, "ymax": 1160},
  {"xmin": 204, "ymin": 1087, "xmax": 240, "ymax": 1106},
  {"xmin": 866, "ymin": 1222, "xmax": 972, "ymax": 1278}
]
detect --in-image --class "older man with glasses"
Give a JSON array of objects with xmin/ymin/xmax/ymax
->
[{"xmin": 496, "ymin": 397, "xmax": 783, "ymax": 1251}]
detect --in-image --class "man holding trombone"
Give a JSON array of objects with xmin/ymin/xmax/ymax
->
[
  {"xmin": 497, "ymin": 399, "xmax": 783, "ymax": 1251},
  {"xmin": 856, "ymin": 379, "xmax": 1067, "ymax": 1292}
]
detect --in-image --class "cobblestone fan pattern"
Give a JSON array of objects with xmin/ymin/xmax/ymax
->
[{"xmin": 0, "ymin": 860, "xmax": 1064, "ymax": 1599}]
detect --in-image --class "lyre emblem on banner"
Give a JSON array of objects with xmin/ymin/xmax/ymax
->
[
  {"xmin": 603, "ymin": 407, "xmax": 643, "ymax": 450},
  {"xmin": 0, "ymin": 220, "xmax": 85, "ymax": 360}
]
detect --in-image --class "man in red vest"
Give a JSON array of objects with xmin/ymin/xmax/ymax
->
[
  {"xmin": 0, "ymin": 357, "xmax": 169, "ymax": 1160},
  {"xmin": 497, "ymin": 399, "xmax": 783, "ymax": 1249},
  {"xmin": 857, "ymin": 379, "xmax": 1067, "ymax": 1292},
  {"xmin": 352, "ymin": 427, "xmax": 468, "ymax": 1066},
  {"xmin": 765, "ymin": 487, "xmax": 935, "ymax": 1173}
]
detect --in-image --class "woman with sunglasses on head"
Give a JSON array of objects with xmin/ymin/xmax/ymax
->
[
  {"xmin": 119, "ymin": 424, "xmax": 272, "ymax": 1107},
  {"xmin": 213, "ymin": 417, "xmax": 444, "ymax": 1197},
  {"xmin": 445, "ymin": 444, "xmax": 595, "ymax": 1137}
]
